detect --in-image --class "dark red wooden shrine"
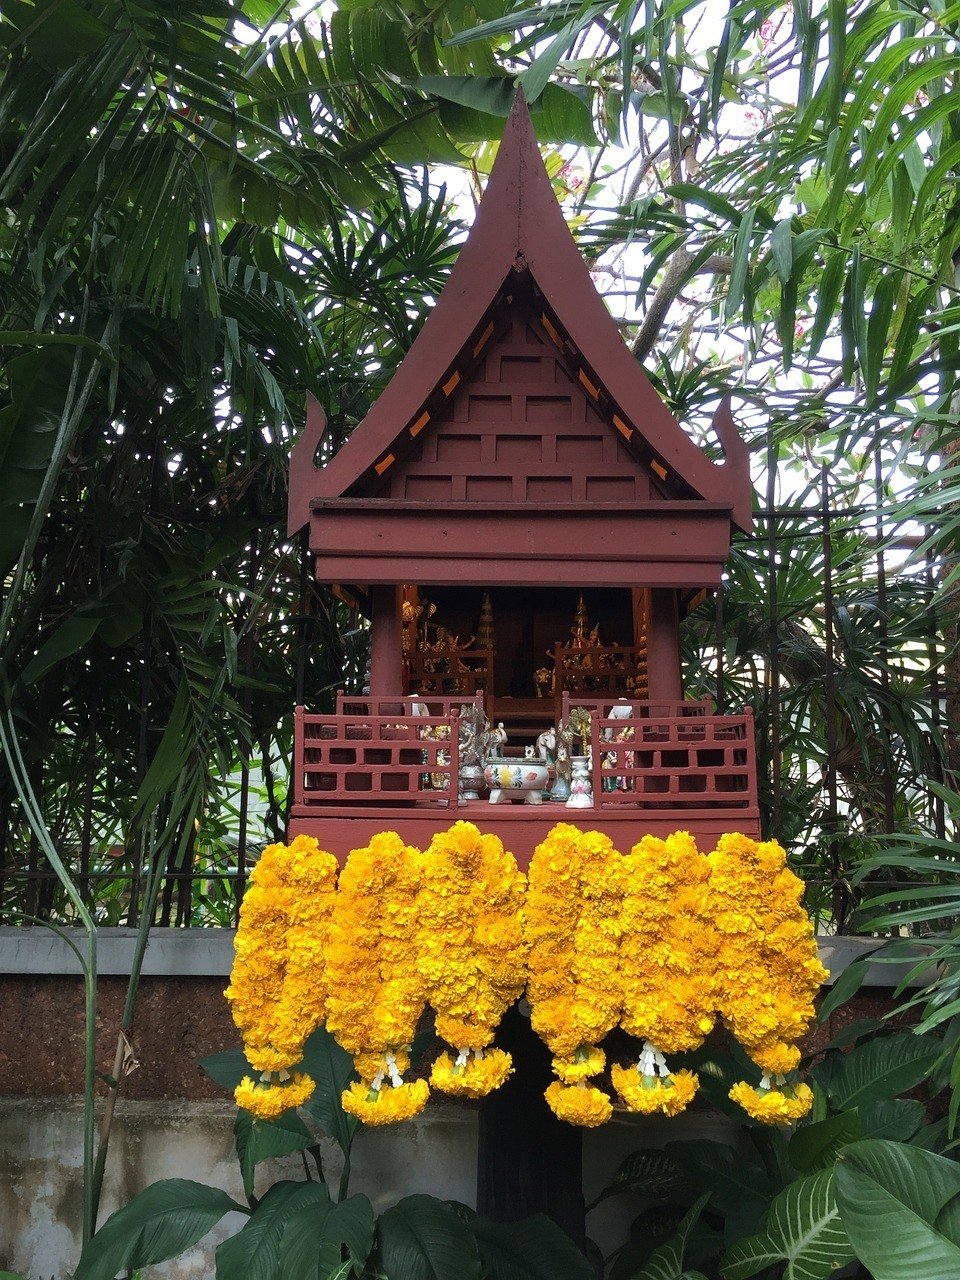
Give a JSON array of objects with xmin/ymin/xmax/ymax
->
[{"xmin": 287, "ymin": 91, "xmax": 759, "ymax": 863}]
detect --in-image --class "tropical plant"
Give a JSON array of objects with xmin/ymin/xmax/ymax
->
[{"xmin": 595, "ymin": 1018, "xmax": 952, "ymax": 1280}]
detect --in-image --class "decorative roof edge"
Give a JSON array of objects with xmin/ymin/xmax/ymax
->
[{"xmin": 288, "ymin": 88, "xmax": 752, "ymax": 536}]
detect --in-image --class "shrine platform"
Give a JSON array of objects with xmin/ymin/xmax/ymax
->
[{"xmin": 289, "ymin": 698, "xmax": 761, "ymax": 864}]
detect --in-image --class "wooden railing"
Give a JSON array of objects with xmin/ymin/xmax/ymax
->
[
  {"xmin": 295, "ymin": 705, "xmax": 460, "ymax": 808},
  {"xmin": 337, "ymin": 693, "xmax": 483, "ymax": 717},
  {"xmin": 589, "ymin": 708, "xmax": 757, "ymax": 809},
  {"xmin": 560, "ymin": 694, "xmax": 713, "ymax": 721},
  {"xmin": 293, "ymin": 700, "xmax": 757, "ymax": 815}
]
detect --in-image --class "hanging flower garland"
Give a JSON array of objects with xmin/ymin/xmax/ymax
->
[
  {"xmin": 226, "ymin": 834, "xmax": 338, "ymax": 1120},
  {"xmin": 525, "ymin": 823, "xmax": 626, "ymax": 1126},
  {"xmin": 708, "ymin": 833, "xmax": 828, "ymax": 1125},
  {"xmin": 325, "ymin": 831, "xmax": 430, "ymax": 1125},
  {"xmin": 612, "ymin": 831, "xmax": 714, "ymax": 1117},
  {"xmin": 418, "ymin": 821, "xmax": 528, "ymax": 1098}
]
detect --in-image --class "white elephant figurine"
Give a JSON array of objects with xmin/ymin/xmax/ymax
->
[{"xmin": 535, "ymin": 727, "xmax": 557, "ymax": 762}]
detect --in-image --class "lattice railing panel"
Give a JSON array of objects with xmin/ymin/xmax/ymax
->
[
  {"xmin": 590, "ymin": 710, "xmax": 757, "ymax": 810},
  {"xmin": 295, "ymin": 707, "xmax": 460, "ymax": 808}
]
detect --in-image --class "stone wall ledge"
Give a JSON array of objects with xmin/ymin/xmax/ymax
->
[{"xmin": 0, "ymin": 926, "xmax": 928, "ymax": 986}]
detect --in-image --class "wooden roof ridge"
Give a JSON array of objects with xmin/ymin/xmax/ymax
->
[{"xmin": 288, "ymin": 88, "xmax": 752, "ymax": 536}]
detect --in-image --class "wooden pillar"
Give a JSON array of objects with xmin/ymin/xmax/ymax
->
[
  {"xmin": 477, "ymin": 1005, "xmax": 585, "ymax": 1249},
  {"xmin": 646, "ymin": 587, "xmax": 682, "ymax": 701},
  {"xmin": 368, "ymin": 584, "xmax": 403, "ymax": 695}
]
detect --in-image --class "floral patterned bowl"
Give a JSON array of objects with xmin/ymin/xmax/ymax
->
[{"xmin": 483, "ymin": 758, "xmax": 551, "ymax": 805}]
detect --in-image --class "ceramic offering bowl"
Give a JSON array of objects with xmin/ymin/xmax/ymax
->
[{"xmin": 483, "ymin": 758, "xmax": 551, "ymax": 805}]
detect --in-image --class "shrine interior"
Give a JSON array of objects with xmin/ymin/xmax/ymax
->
[{"xmin": 399, "ymin": 585, "xmax": 649, "ymax": 748}]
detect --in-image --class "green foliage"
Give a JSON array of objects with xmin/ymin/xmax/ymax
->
[
  {"xmin": 73, "ymin": 1180, "xmax": 247, "ymax": 1280},
  {"xmin": 631, "ymin": 1195, "xmax": 709, "ymax": 1280},
  {"xmin": 721, "ymin": 1170, "xmax": 855, "ymax": 1280},
  {"xmin": 835, "ymin": 1140, "xmax": 960, "ymax": 1280},
  {"xmin": 83, "ymin": 1030, "xmax": 593, "ymax": 1280},
  {"xmin": 600, "ymin": 1021, "xmax": 951, "ymax": 1280},
  {"xmin": 234, "ymin": 1109, "xmax": 315, "ymax": 1201},
  {"xmin": 471, "ymin": 1214, "xmax": 594, "ymax": 1280},
  {"xmin": 379, "ymin": 1196, "xmax": 483, "ymax": 1280}
]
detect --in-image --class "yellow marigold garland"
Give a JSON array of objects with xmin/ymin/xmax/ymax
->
[
  {"xmin": 224, "ymin": 822, "xmax": 826, "ymax": 1130},
  {"xmin": 418, "ymin": 821, "xmax": 527, "ymax": 1098},
  {"xmin": 225, "ymin": 834, "xmax": 338, "ymax": 1116},
  {"xmin": 325, "ymin": 831, "xmax": 429, "ymax": 1123},
  {"xmin": 730, "ymin": 1079, "xmax": 815, "ymax": 1125},
  {"xmin": 708, "ymin": 833, "xmax": 827, "ymax": 1124},
  {"xmin": 526, "ymin": 824, "xmax": 626, "ymax": 1124},
  {"xmin": 613, "ymin": 831, "xmax": 715, "ymax": 1116}
]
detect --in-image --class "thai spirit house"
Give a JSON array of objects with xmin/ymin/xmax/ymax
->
[{"xmin": 287, "ymin": 93, "xmax": 759, "ymax": 862}]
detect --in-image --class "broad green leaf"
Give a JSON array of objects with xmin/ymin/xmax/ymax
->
[
  {"xmin": 665, "ymin": 1140, "xmax": 769, "ymax": 1218},
  {"xmin": 821, "ymin": 1034, "xmax": 941, "ymax": 1111},
  {"xmin": 216, "ymin": 1181, "xmax": 330, "ymax": 1280},
  {"xmin": 806, "ymin": 250, "xmax": 845, "ymax": 359},
  {"xmin": 278, "ymin": 1201, "xmax": 339, "ymax": 1280},
  {"xmin": 818, "ymin": 954, "xmax": 874, "ymax": 1020},
  {"xmin": 234, "ymin": 1109, "xmax": 315, "ymax": 1200},
  {"xmin": 633, "ymin": 1194, "xmax": 710, "ymax": 1280},
  {"xmin": 662, "ymin": 184, "xmax": 741, "ymax": 225},
  {"xmin": 534, "ymin": 84, "xmax": 598, "ymax": 146},
  {"xmin": 378, "ymin": 1195, "xmax": 483, "ymax": 1280},
  {"xmin": 201, "ymin": 1048, "xmax": 251, "ymax": 1093},
  {"xmin": 859, "ymin": 1100, "xmax": 925, "ymax": 1143},
  {"xmin": 721, "ymin": 1169, "xmax": 854, "ymax": 1280},
  {"xmin": 725, "ymin": 207, "xmax": 755, "ymax": 320},
  {"xmin": 445, "ymin": 6, "xmax": 580, "ymax": 46},
  {"xmin": 588, "ymin": 1148, "xmax": 687, "ymax": 1208},
  {"xmin": 789, "ymin": 1112, "xmax": 861, "ymax": 1173},
  {"xmin": 74, "ymin": 1180, "xmax": 245, "ymax": 1280},
  {"xmin": 301, "ymin": 1025, "xmax": 359, "ymax": 1157},
  {"xmin": 472, "ymin": 1213, "xmax": 593, "ymax": 1280},
  {"xmin": 416, "ymin": 75, "xmax": 515, "ymax": 117},
  {"xmin": 835, "ymin": 1140, "xmax": 960, "ymax": 1280},
  {"xmin": 325, "ymin": 1194, "xmax": 375, "ymax": 1271}
]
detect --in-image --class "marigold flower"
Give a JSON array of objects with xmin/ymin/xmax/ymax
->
[
  {"xmin": 730, "ymin": 1079, "xmax": 814, "ymax": 1125},
  {"xmin": 234, "ymin": 1071, "xmax": 315, "ymax": 1120},
  {"xmin": 708, "ymin": 833, "xmax": 827, "ymax": 1084},
  {"xmin": 611, "ymin": 1063, "xmax": 698, "ymax": 1116},
  {"xmin": 430, "ymin": 1048, "xmax": 513, "ymax": 1097},
  {"xmin": 341, "ymin": 1079, "xmax": 430, "ymax": 1126},
  {"xmin": 226, "ymin": 835, "xmax": 338, "ymax": 1078},
  {"xmin": 553, "ymin": 1046, "xmax": 605, "ymax": 1084},
  {"xmin": 619, "ymin": 832, "xmax": 715, "ymax": 1053},
  {"xmin": 526, "ymin": 824, "xmax": 626, "ymax": 1122},
  {"xmin": 325, "ymin": 832, "xmax": 429, "ymax": 1119},
  {"xmin": 544, "ymin": 1081, "xmax": 613, "ymax": 1127}
]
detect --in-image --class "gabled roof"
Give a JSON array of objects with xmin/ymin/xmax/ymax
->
[{"xmin": 288, "ymin": 89, "xmax": 752, "ymax": 536}]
